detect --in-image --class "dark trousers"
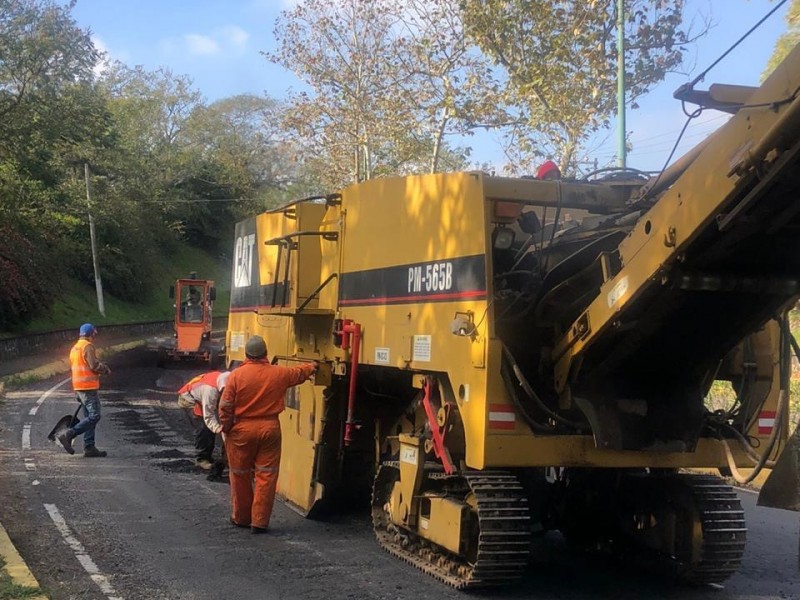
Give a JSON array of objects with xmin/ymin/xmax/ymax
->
[{"xmin": 191, "ymin": 414, "xmax": 215, "ymax": 461}]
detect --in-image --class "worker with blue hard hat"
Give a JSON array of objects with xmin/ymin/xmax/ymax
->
[{"xmin": 57, "ymin": 323, "xmax": 111, "ymax": 457}]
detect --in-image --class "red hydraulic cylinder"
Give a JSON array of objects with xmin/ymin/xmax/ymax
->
[{"xmin": 338, "ymin": 319, "xmax": 361, "ymax": 446}]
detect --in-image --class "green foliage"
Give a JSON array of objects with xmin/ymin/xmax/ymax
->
[
  {"xmin": 462, "ymin": 0, "xmax": 697, "ymax": 174},
  {"xmin": 0, "ymin": 224, "xmax": 52, "ymax": 330},
  {"xmin": 763, "ymin": 0, "xmax": 800, "ymax": 80},
  {"xmin": 0, "ymin": 556, "xmax": 44, "ymax": 599},
  {"xmin": 0, "ymin": 0, "xmax": 98, "ymax": 120},
  {"xmin": 269, "ymin": 0, "xmax": 698, "ymax": 180}
]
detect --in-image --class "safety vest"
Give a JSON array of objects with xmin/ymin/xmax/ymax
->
[
  {"xmin": 70, "ymin": 338, "xmax": 100, "ymax": 391},
  {"xmin": 178, "ymin": 371, "xmax": 221, "ymax": 417}
]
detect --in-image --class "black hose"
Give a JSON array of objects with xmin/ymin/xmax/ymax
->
[
  {"xmin": 501, "ymin": 344, "xmax": 588, "ymax": 432},
  {"xmin": 720, "ymin": 422, "xmax": 775, "ymax": 467},
  {"xmin": 721, "ymin": 314, "xmax": 792, "ymax": 484},
  {"xmin": 500, "ymin": 360, "xmax": 556, "ymax": 434}
]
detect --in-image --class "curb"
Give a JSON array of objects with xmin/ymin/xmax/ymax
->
[{"xmin": 0, "ymin": 522, "xmax": 47, "ymax": 599}]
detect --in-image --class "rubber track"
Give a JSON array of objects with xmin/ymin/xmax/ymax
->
[
  {"xmin": 677, "ymin": 474, "xmax": 747, "ymax": 584},
  {"xmin": 372, "ymin": 465, "xmax": 531, "ymax": 589}
]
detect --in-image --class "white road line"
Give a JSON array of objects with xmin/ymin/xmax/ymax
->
[
  {"xmin": 43, "ymin": 504, "xmax": 124, "ymax": 600},
  {"xmin": 22, "ymin": 425, "xmax": 31, "ymax": 451},
  {"xmin": 24, "ymin": 377, "xmax": 71, "ymax": 453},
  {"xmin": 29, "ymin": 377, "xmax": 71, "ymax": 416}
]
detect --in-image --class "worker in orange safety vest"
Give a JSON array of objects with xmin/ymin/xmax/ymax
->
[
  {"xmin": 219, "ymin": 335, "xmax": 317, "ymax": 533},
  {"xmin": 58, "ymin": 323, "xmax": 111, "ymax": 457},
  {"xmin": 177, "ymin": 370, "xmax": 229, "ymax": 470}
]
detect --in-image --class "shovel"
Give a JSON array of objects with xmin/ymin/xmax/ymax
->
[{"xmin": 47, "ymin": 401, "xmax": 83, "ymax": 443}]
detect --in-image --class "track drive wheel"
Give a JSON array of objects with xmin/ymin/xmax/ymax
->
[
  {"xmin": 670, "ymin": 474, "xmax": 747, "ymax": 584},
  {"xmin": 372, "ymin": 463, "xmax": 531, "ymax": 589},
  {"xmin": 617, "ymin": 472, "xmax": 747, "ymax": 585}
]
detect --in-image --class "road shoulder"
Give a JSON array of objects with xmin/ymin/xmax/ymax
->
[{"xmin": 0, "ymin": 521, "xmax": 47, "ymax": 599}]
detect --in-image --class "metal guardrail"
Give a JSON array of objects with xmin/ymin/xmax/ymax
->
[{"xmin": 0, "ymin": 318, "xmax": 229, "ymax": 363}]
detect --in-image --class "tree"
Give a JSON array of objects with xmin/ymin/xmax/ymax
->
[
  {"xmin": 268, "ymin": 0, "xmax": 413, "ymax": 188},
  {"xmin": 182, "ymin": 94, "xmax": 304, "ymax": 247},
  {"xmin": 383, "ymin": 0, "xmax": 504, "ymax": 173},
  {"xmin": 764, "ymin": 0, "xmax": 800, "ymax": 79},
  {"xmin": 187, "ymin": 95, "xmax": 298, "ymax": 202},
  {"xmin": 0, "ymin": 0, "xmax": 102, "ymax": 329},
  {"xmin": 84, "ymin": 64, "xmax": 208, "ymax": 296},
  {"xmin": 267, "ymin": 0, "xmax": 492, "ymax": 189},
  {"xmin": 462, "ymin": 0, "xmax": 699, "ymax": 174},
  {"xmin": 0, "ymin": 0, "xmax": 97, "ymax": 121}
]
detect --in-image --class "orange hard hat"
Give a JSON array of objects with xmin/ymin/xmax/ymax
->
[{"xmin": 536, "ymin": 160, "xmax": 560, "ymax": 179}]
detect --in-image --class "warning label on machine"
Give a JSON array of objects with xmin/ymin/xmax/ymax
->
[{"xmin": 413, "ymin": 335, "xmax": 431, "ymax": 362}]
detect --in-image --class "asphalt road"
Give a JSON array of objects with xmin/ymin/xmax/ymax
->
[{"xmin": 0, "ymin": 347, "xmax": 798, "ymax": 600}]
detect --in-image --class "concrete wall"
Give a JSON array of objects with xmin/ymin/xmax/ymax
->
[{"xmin": 0, "ymin": 321, "xmax": 172, "ymax": 363}]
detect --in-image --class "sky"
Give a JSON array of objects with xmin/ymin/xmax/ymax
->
[{"xmin": 65, "ymin": 0, "xmax": 792, "ymax": 175}]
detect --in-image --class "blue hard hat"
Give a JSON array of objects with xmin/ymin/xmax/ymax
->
[{"xmin": 79, "ymin": 323, "xmax": 97, "ymax": 337}]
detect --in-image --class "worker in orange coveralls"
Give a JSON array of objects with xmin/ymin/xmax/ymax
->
[{"xmin": 219, "ymin": 335, "xmax": 317, "ymax": 534}]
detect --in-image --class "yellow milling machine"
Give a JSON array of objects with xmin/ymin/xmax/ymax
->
[{"xmin": 225, "ymin": 43, "xmax": 800, "ymax": 589}]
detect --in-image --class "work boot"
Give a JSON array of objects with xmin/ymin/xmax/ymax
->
[
  {"xmin": 208, "ymin": 459, "xmax": 225, "ymax": 477},
  {"xmin": 83, "ymin": 446, "xmax": 107, "ymax": 458},
  {"xmin": 57, "ymin": 431, "xmax": 75, "ymax": 455},
  {"xmin": 195, "ymin": 458, "xmax": 213, "ymax": 470}
]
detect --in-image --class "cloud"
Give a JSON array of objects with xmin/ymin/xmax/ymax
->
[
  {"xmin": 249, "ymin": 0, "xmax": 297, "ymax": 11},
  {"xmin": 219, "ymin": 25, "xmax": 249, "ymax": 51},
  {"xmin": 166, "ymin": 26, "xmax": 250, "ymax": 58},
  {"xmin": 184, "ymin": 34, "xmax": 221, "ymax": 56},
  {"xmin": 91, "ymin": 36, "xmax": 131, "ymax": 76},
  {"xmin": 92, "ymin": 36, "xmax": 110, "ymax": 76}
]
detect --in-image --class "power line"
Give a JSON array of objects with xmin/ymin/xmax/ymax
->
[
  {"xmin": 629, "ymin": 114, "xmax": 728, "ymax": 145},
  {"xmin": 136, "ymin": 198, "xmax": 246, "ymax": 204}
]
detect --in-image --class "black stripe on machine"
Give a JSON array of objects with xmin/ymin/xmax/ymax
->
[{"xmin": 339, "ymin": 255, "xmax": 486, "ymax": 306}]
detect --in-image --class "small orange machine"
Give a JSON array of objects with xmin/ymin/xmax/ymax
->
[{"xmin": 147, "ymin": 274, "xmax": 225, "ymax": 368}]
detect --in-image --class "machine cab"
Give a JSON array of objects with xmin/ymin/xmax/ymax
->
[{"xmin": 171, "ymin": 277, "xmax": 216, "ymax": 352}]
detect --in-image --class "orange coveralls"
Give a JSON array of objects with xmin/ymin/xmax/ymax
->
[{"xmin": 219, "ymin": 359, "xmax": 316, "ymax": 529}]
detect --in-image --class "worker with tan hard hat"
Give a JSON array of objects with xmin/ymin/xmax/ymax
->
[
  {"xmin": 58, "ymin": 323, "xmax": 111, "ymax": 458},
  {"xmin": 219, "ymin": 335, "xmax": 317, "ymax": 533}
]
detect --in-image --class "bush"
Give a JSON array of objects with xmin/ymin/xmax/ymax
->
[{"xmin": 0, "ymin": 225, "xmax": 53, "ymax": 330}]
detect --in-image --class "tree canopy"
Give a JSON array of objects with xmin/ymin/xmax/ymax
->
[
  {"xmin": 764, "ymin": 0, "xmax": 800, "ymax": 79},
  {"xmin": 268, "ymin": 0, "xmax": 499, "ymax": 189},
  {"xmin": 462, "ymin": 0, "xmax": 694, "ymax": 173}
]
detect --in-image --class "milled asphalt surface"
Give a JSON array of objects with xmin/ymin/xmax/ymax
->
[{"xmin": 0, "ymin": 346, "xmax": 798, "ymax": 599}]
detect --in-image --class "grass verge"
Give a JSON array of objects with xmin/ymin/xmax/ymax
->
[
  {"xmin": 2, "ymin": 245, "xmax": 230, "ymax": 337},
  {"xmin": 0, "ymin": 558, "xmax": 44, "ymax": 600}
]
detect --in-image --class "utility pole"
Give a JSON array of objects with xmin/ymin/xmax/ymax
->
[
  {"xmin": 616, "ymin": 0, "xmax": 627, "ymax": 168},
  {"xmin": 84, "ymin": 163, "xmax": 105, "ymax": 317}
]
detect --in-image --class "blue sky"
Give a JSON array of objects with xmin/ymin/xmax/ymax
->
[{"xmin": 68, "ymin": 0, "xmax": 791, "ymax": 174}]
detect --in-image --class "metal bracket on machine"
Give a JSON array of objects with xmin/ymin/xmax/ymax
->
[{"xmin": 420, "ymin": 377, "xmax": 455, "ymax": 475}]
